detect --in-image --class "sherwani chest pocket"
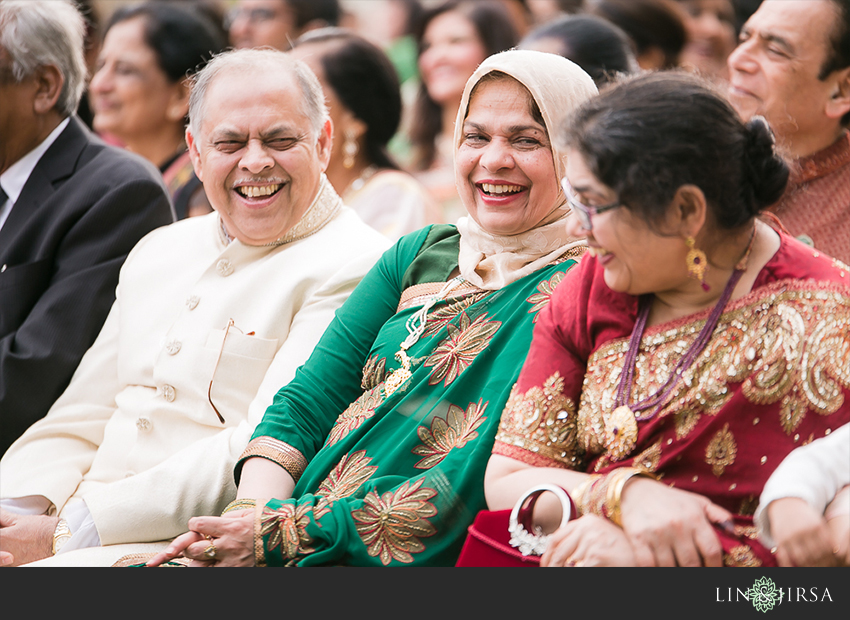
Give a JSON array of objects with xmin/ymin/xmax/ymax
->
[{"xmin": 202, "ymin": 326, "xmax": 278, "ymax": 423}]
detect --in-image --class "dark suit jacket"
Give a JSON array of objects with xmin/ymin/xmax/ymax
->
[{"xmin": 0, "ymin": 116, "xmax": 175, "ymax": 454}]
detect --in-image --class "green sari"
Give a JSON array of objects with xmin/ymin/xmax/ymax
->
[{"xmin": 238, "ymin": 225, "xmax": 581, "ymax": 566}]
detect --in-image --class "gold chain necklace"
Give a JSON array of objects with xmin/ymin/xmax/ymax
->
[{"xmin": 382, "ymin": 276, "xmax": 466, "ymax": 398}]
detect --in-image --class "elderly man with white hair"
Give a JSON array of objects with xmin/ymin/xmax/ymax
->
[
  {"xmin": 0, "ymin": 43, "xmax": 390, "ymax": 566},
  {"xmin": 0, "ymin": 0, "xmax": 174, "ymax": 455}
]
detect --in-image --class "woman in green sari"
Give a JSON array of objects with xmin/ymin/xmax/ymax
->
[{"xmin": 148, "ymin": 49, "xmax": 597, "ymax": 567}]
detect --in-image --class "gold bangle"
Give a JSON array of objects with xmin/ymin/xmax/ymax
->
[
  {"xmin": 605, "ymin": 467, "xmax": 657, "ymax": 527},
  {"xmin": 52, "ymin": 518, "xmax": 72, "ymax": 555},
  {"xmin": 222, "ymin": 498, "xmax": 257, "ymax": 515},
  {"xmin": 571, "ymin": 475, "xmax": 601, "ymax": 516}
]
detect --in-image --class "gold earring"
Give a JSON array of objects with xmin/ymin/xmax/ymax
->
[
  {"xmin": 685, "ymin": 236, "xmax": 709, "ymax": 291},
  {"xmin": 343, "ymin": 129, "xmax": 358, "ymax": 169}
]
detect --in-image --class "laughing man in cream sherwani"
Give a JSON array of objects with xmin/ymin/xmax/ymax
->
[{"xmin": 0, "ymin": 48, "xmax": 390, "ymax": 567}]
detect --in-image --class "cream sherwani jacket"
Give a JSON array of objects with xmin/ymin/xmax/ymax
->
[{"xmin": 0, "ymin": 181, "xmax": 390, "ymax": 553}]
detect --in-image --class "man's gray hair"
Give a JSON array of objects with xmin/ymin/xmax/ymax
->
[
  {"xmin": 188, "ymin": 48, "xmax": 328, "ymax": 137},
  {"xmin": 0, "ymin": 0, "xmax": 87, "ymax": 117}
]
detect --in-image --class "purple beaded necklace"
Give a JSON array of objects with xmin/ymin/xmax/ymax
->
[
  {"xmin": 614, "ymin": 267, "xmax": 744, "ymax": 421},
  {"xmin": 602, "ymin": 225, "xmax": 756, "ymax": 461}
]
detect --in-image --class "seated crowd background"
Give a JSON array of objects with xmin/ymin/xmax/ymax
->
[{"xmin": 0, "ymin": 0, "xmax": 847, "ymax": 568}]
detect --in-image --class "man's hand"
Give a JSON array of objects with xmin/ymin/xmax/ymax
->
[
  {"xmin": 0, "ymin": 509, "xmax": 58, "ymax": 567},
  {"xmin": 768, "ymin": 498, "xmax": 839, "ymax": 567}
]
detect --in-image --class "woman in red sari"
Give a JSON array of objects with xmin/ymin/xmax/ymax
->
[{"xmin": 483, "ymin": 71, "xmax": 850, "ymax": 567}]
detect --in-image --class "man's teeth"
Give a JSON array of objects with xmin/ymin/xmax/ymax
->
[
  {"xmin": 481, "ymin": 183, "xmax": 523, "ymax": 195},
  {"xmin": 587, "ymin": 247, "xmax": 610, "ymax": 258},
  {"xmin": 237, "ymin": 184, "xmax": 280, "ymax": 198}
]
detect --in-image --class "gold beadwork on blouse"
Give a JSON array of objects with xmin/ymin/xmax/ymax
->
[
  {"xmin": 705, "ymin": 423, "xmax": 737, "ymax": 477},
  {"xmin": 412, "ymin": 400, "xmax": 488, "ymax": 469},
  {"xmin": 577, "ymin": 285, "xmax": 850, "ymax": 460},
  {"xmin": 351, "ymin": 478, "xmax": 438, "ymax": 565},
  {"xmin": 496, "ymin": 372, "xmax": 582, "ymax": 468}
]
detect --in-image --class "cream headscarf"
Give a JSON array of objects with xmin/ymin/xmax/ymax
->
[{"xmin": 454, "ymin": 49, "xmax": 598, "ymax": 290}]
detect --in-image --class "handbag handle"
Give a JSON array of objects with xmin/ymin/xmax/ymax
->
[{"xmin": 508, "ymin": 483, "xmax": 577, "ymax": 557}]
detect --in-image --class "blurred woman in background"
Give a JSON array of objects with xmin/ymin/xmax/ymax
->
[
  {"xmin": 674, "ymin": 0, "xmax": 738, "ymax": 83},
  {"xmin": 407, "ymin": 0, "xmax": 518, "ymax": 225},
  {"xmin": 89, "ymin": 1, "xmax": 225, "ymax": 219},
  {"xmin": 291, "ymin": 28, "xmax": 437, "ymax": 241}
]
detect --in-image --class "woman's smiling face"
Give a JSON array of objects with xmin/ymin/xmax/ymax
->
[
  {"xmin": 455, "ymin": 76, "xmax": 560, "ymax": 236},
  {"xmin": 564, "ymin": 148, "xmax": 689, "ymax": 296}
]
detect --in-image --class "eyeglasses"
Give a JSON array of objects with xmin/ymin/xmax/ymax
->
[
  {"xmin": 561, "ymin": 177, "xmax": 621, "ymax": 231},
  {"xmin": 208, "ymin": 318, "xmax": 254, "ymax": 424}
]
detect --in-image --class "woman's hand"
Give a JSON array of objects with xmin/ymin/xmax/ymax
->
[
  {"xmin": 541, "ymin": 514, "xmax": 636, "ymax": 567},
  {"xmin": 619, "ymin": 478, "xmax": 730, "ymax": 567},
  {"xmin": 147, "ymin": 509, "xmax": 255, "ymax": 567},
  {"xmin": 767, "ymin": 498, "xmax": 839, "ymax": 567}
]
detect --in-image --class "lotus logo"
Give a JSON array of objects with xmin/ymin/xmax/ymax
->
[{"xmin": 746, "ymin": 577, "xmax": 784, "ymax": 612}]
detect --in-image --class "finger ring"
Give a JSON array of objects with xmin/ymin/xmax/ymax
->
[{"xmin": 204, "ymin": 544, "xmax": 217, "ymax": 559}]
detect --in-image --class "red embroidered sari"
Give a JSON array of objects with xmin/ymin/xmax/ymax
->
[{"xmin": 493, "ymin": 233, "xmax": 850, "ymax": 566}]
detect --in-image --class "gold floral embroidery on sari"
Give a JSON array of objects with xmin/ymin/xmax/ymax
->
[
  {"xmin": 352, "ymin": 478, "xmax": 437, "ymax": 565},
  {"xmin": 525, "ymin": 271, "xmax": 565, "ymax": 323},
  {"xmin": 705, "ymin": 423, "xmax": 737, "ymax": 477},
  {"xmin": 326, "ymin": 385, "xmax": 384, "ymax": 447},
  {"xmin": 733, "ymin": 524, "xmax": 760, "ymax": 540},
  {"xmin": 675, "ymin": 407, "xmax": 701, "ymax": 440},
  {"xmin": 738, "ymin": 495, "xmax": 759, "ymax": 517},
  {"xmin": 260, "ymin": 502, "xmax": 317, "ymax": 565},
  {"xmin": 579, "ymin": 285, "xmax": 850, "ymax": 460},
  {"xmin": 632, "ymin": 439, "xmax": 662, "ymax": 473},
  {"xmin": 316, "ymin": 450, "xmax": 379, "ymax": 503},
  {"xmin": 424, "ymin": 312, "xmax": 501, "ymax": 386},
  {"xmin": 361, "ymin": 355, "xmax": 387, "ymax": 391},
  {"xmin": 422, "ymin": 293, "xmax": 489, "ymax": 337},
  {"xmin": 495, "ymin": 372, "xmax": 582, "ymax": 469},
  {"xmin": 723, "ymin": 545, "xmax": 762, "ymax": 567},
  {"xmin": 412, "ymin": 400, "xmax": 488, "ymax": 469}
]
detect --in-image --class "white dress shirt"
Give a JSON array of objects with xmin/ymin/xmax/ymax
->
[{"xmin": 0, "ymin": 117, "xmax": 69, "ymax": 230}]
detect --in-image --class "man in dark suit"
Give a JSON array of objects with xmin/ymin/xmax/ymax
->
[{"xmin": 0, "ymin": 0, "xmax": 174, "ymax": 455}]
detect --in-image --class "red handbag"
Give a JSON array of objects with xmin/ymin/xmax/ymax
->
[{"xmin": 456, "ymin": 484, "xmax": 577, "ymax": 567}]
